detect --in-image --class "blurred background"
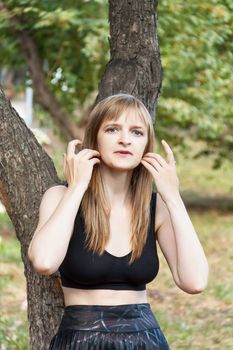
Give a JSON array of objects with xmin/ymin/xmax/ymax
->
[{"xmin": 0, "ymin": 0, "xmax": 232, "ymax": 349}]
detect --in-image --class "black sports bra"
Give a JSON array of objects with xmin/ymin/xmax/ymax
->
[{"xmin": 59, "ymin": 192, "xmax": 159, "ymax": 291}]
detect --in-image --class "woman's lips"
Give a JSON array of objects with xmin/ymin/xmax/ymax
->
[{"xmin": 114, "ymin": 151, "xmax": 133, "ymax": 155}]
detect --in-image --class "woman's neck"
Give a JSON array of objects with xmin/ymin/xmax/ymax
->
[{"xmin": 100, "ymin": 165, "xmax": 133, "ymax": 207}]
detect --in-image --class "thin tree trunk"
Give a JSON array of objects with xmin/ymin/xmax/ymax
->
[
  {"xmin": 96, "ymin": 0, "xmax": 162, "ymax": 121},
  {"xmin": 0, "ymin": 88, "xmax": 64, "ymax": 349},
  {"xmin": 17, "ymin": 29, "xmax": 81, "ymax": 141},
  {"xmin": 0, "ymin": 2, "xmax": 81, "ymax": 141}
]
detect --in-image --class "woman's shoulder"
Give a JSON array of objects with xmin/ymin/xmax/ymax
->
[
  {"xmin": 40, "ymin": 184, "xmax": 67, "ymax": 206},
  {"xmin": 33, "ymin": 184, "xmax": 68, "ymax": 240},
  {"xmin": 44, "ymin": 182, "xmax": 67, "ymax": 193}
]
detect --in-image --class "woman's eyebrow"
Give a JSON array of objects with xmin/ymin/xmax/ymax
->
[
  {"xmin": 130, "ymin": 125, "xmax": 146, "ymax": 129},
  {"xmin": 103, "ymin": 122, "xmax": 120, "ymax": 127},
  {"xmin": 103, "ymin": 122, "xmax": 146, "ymax": 129}
]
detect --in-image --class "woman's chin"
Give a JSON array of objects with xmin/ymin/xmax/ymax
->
[{"xmin": 100, "ymin": 161, "xmax": 140, "ymax": 172}]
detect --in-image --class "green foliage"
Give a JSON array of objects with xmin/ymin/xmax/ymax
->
[
  {"xmin": 0, "ymin": 0, "xmax": 232, "ymax": 166},
  {"xmin": 156, "ymin": 0, "xmax": 233, "ymax": 166},
  {"xmin": 0, "ymin": 0, "xmax": 109, "ymax": 106}
]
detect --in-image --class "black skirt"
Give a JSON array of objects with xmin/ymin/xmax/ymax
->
[{"xmin": 49, "ymin": 303, "xmax": 170, "ymax": 349}]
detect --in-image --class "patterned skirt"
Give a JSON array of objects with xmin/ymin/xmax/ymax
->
[{"xmin": 49, "ymin": 303, "xmax": 170, "ymax": 349}]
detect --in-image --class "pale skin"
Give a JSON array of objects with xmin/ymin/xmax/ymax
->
[{"xmin": 28, "ymin": 112, "xmax": 209, "ymax": 306}]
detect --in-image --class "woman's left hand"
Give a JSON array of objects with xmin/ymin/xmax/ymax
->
[{"xmin": 141, "ymin": 140, "xmax": 180, "ymax": 202}]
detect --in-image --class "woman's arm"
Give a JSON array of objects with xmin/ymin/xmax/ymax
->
[
  {"xmin": 156, "ymin": 192, "xmax": 208, "ymax": 294},
  {"xmin": 28, "ymin": 184, "xmax": 86, "ymax": 275},
  {"xmin": 28, "ymin": 139, "xmax": 100, "ymax": 275},
  {"xmin": 141, "ymin": 140, "xmax": 209, "ymax": 294}
]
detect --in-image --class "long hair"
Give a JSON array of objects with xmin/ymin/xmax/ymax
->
[{"xmin": 81, "ymin": 94, "xmax": 154, "ymax": 264}]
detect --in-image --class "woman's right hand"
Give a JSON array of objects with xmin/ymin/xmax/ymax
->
[{"xmin": 63, "ymin": 139, "xmax": 101, "ymax": 189}]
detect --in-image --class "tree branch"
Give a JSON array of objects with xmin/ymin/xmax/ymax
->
[{"xmin": 0, "ymin": 1, "xmax": 81, "ymax": 141}]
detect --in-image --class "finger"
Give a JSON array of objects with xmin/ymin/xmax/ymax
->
[
  {"xmin": 142, "ymin": 157, "xmax": 161, "ymax": 170},
  {"xmin": 66, "ymin": 148, "xmax": 99, "ymax": 160},
  {"xmin": 144, "ymin": 153, "xmax": 167, "ymax": 167},
  {"xmin": 161, "ymin": 140, "xmax": 175, "ymax": 165},
  {"xmin": 155, "ymin": 154, "xmax": 168, "ymax": 167},
  {"xmin": 78, "ymin": 149, "xmax": 101, "ymax": 160},
  {"xmin": 67, "ymin": 139, "xmax": 82, "ymax": 155},
  {"xmin": 90, "ymin": 157, "xmax": 101, "ymax": 166},
  {"xmin": 141, "ymin": 160, "xmax": 159, "ymax": 178},
  {"xmin": 141, "ymin": 159, "xmax": 159, "ymax": 173}
]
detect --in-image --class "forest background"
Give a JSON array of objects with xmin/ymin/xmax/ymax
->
[{"xmin": 0, "ymin": 0, "xmax": 232, "ymax": 349}]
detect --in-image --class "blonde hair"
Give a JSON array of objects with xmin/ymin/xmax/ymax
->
[{"xmin": 81, "ymin": 94, "xmax": 154, "ymax": 264}]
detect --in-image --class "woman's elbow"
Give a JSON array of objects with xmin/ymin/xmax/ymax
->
[
  {"xmin": 191, "ymin": 265, "xmax": 209, "ymax": 294},
  {"xmin": 183, "ymin": 280, "xmax": 208, "ymax": 294},
  {"xmin": 34, "ymin": 263, "xmax": 55, "ymax": 275},
  {"xmin": 28, "ymin": 250, "xmax": 56, "ymax": 276},
  {"xmin": 31, "ymin": 259, "xmax": 54, "ymax": 275},
  {"xmin": 176, "ymin": 275, "xmax": 209, "ymax": 294}
]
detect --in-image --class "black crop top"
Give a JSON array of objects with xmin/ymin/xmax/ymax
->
[{"xmin": 59, "ymin": 192, "xmax": 159, "ymax": 291}]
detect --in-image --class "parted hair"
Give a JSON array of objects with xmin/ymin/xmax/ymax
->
[{"xmin": 81, "ymin": 94, "xmax": 154, "ymax": 264}]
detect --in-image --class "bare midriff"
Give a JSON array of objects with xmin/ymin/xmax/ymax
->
[{"xmin": 62, "ymin": 287, "xmax": 148, "ymax": 306}]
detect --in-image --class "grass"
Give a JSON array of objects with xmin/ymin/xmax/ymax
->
[
  {"xmin": 0, "ymin": 311, "xmax": 28, "ymax": 350},
  {"xmin": 0, "ymin": 143, "xmax": 232, "ymax": 349},
  {"xmin": 179, "ymin": 158, "xmax": 233, "ymax": 196},
  {"xmin": 0, "ymin": 235, "xmax": 21, "ymax": 263},
  {"xmin": 0, "ymin": 223, "xmax": 28, "ymax": 350},
  {"xmin": 0, "ymin": 232, "xmax": 26, "ymax": 350}
]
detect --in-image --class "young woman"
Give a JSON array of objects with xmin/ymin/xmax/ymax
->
[{"xmin": 28, "ymin": 94, "xmax": 208, "ymax": 349}]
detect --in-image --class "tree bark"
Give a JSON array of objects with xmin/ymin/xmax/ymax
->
[
  {"xmin": 0, "ymin": 88, "xmax": 64, "ymax": 349},
  {"xmin": 96, "ymin": 0, "xmax": 162, "ymax": 121},
  {"xmin": 0, "ymin": 2, "xmax": 81, "ymax": 141}
]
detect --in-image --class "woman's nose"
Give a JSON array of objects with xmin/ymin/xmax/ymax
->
[{"xmin": 118, "ymin": 131, "xmax": 131, "ymax": 145}]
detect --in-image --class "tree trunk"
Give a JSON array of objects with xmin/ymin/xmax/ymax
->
[
  {"xmin": 0, "ymin": 88, "xmax": 64, "ymax": 349},
  {"xmin": 0, "ymin": 1, "xmax": 81, "ymax": 141},
  {"xmin": 96, "ymin": 0, "xmax": 162, "ymax": 121},
  {"xmin": 0, "ymin": 1, "xmax": 162, "ymax": 349}
]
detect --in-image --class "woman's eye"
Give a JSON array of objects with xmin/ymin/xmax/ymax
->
[
  {"xmin": 106, "ymin": 127, "xmax": 118, "ymax": 133},
  {"xmin": 132, "ymin": 130, "xmax": 143, "ymax": 136}
]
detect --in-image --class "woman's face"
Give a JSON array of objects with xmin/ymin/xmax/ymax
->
[{"xmin": 97, "ymin": 109, "xmax": 148, "ymax": 171}]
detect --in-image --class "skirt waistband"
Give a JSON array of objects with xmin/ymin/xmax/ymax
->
[{"xmin": 59, "ymin": 303, "xmax": 159, "ymax": 333}]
